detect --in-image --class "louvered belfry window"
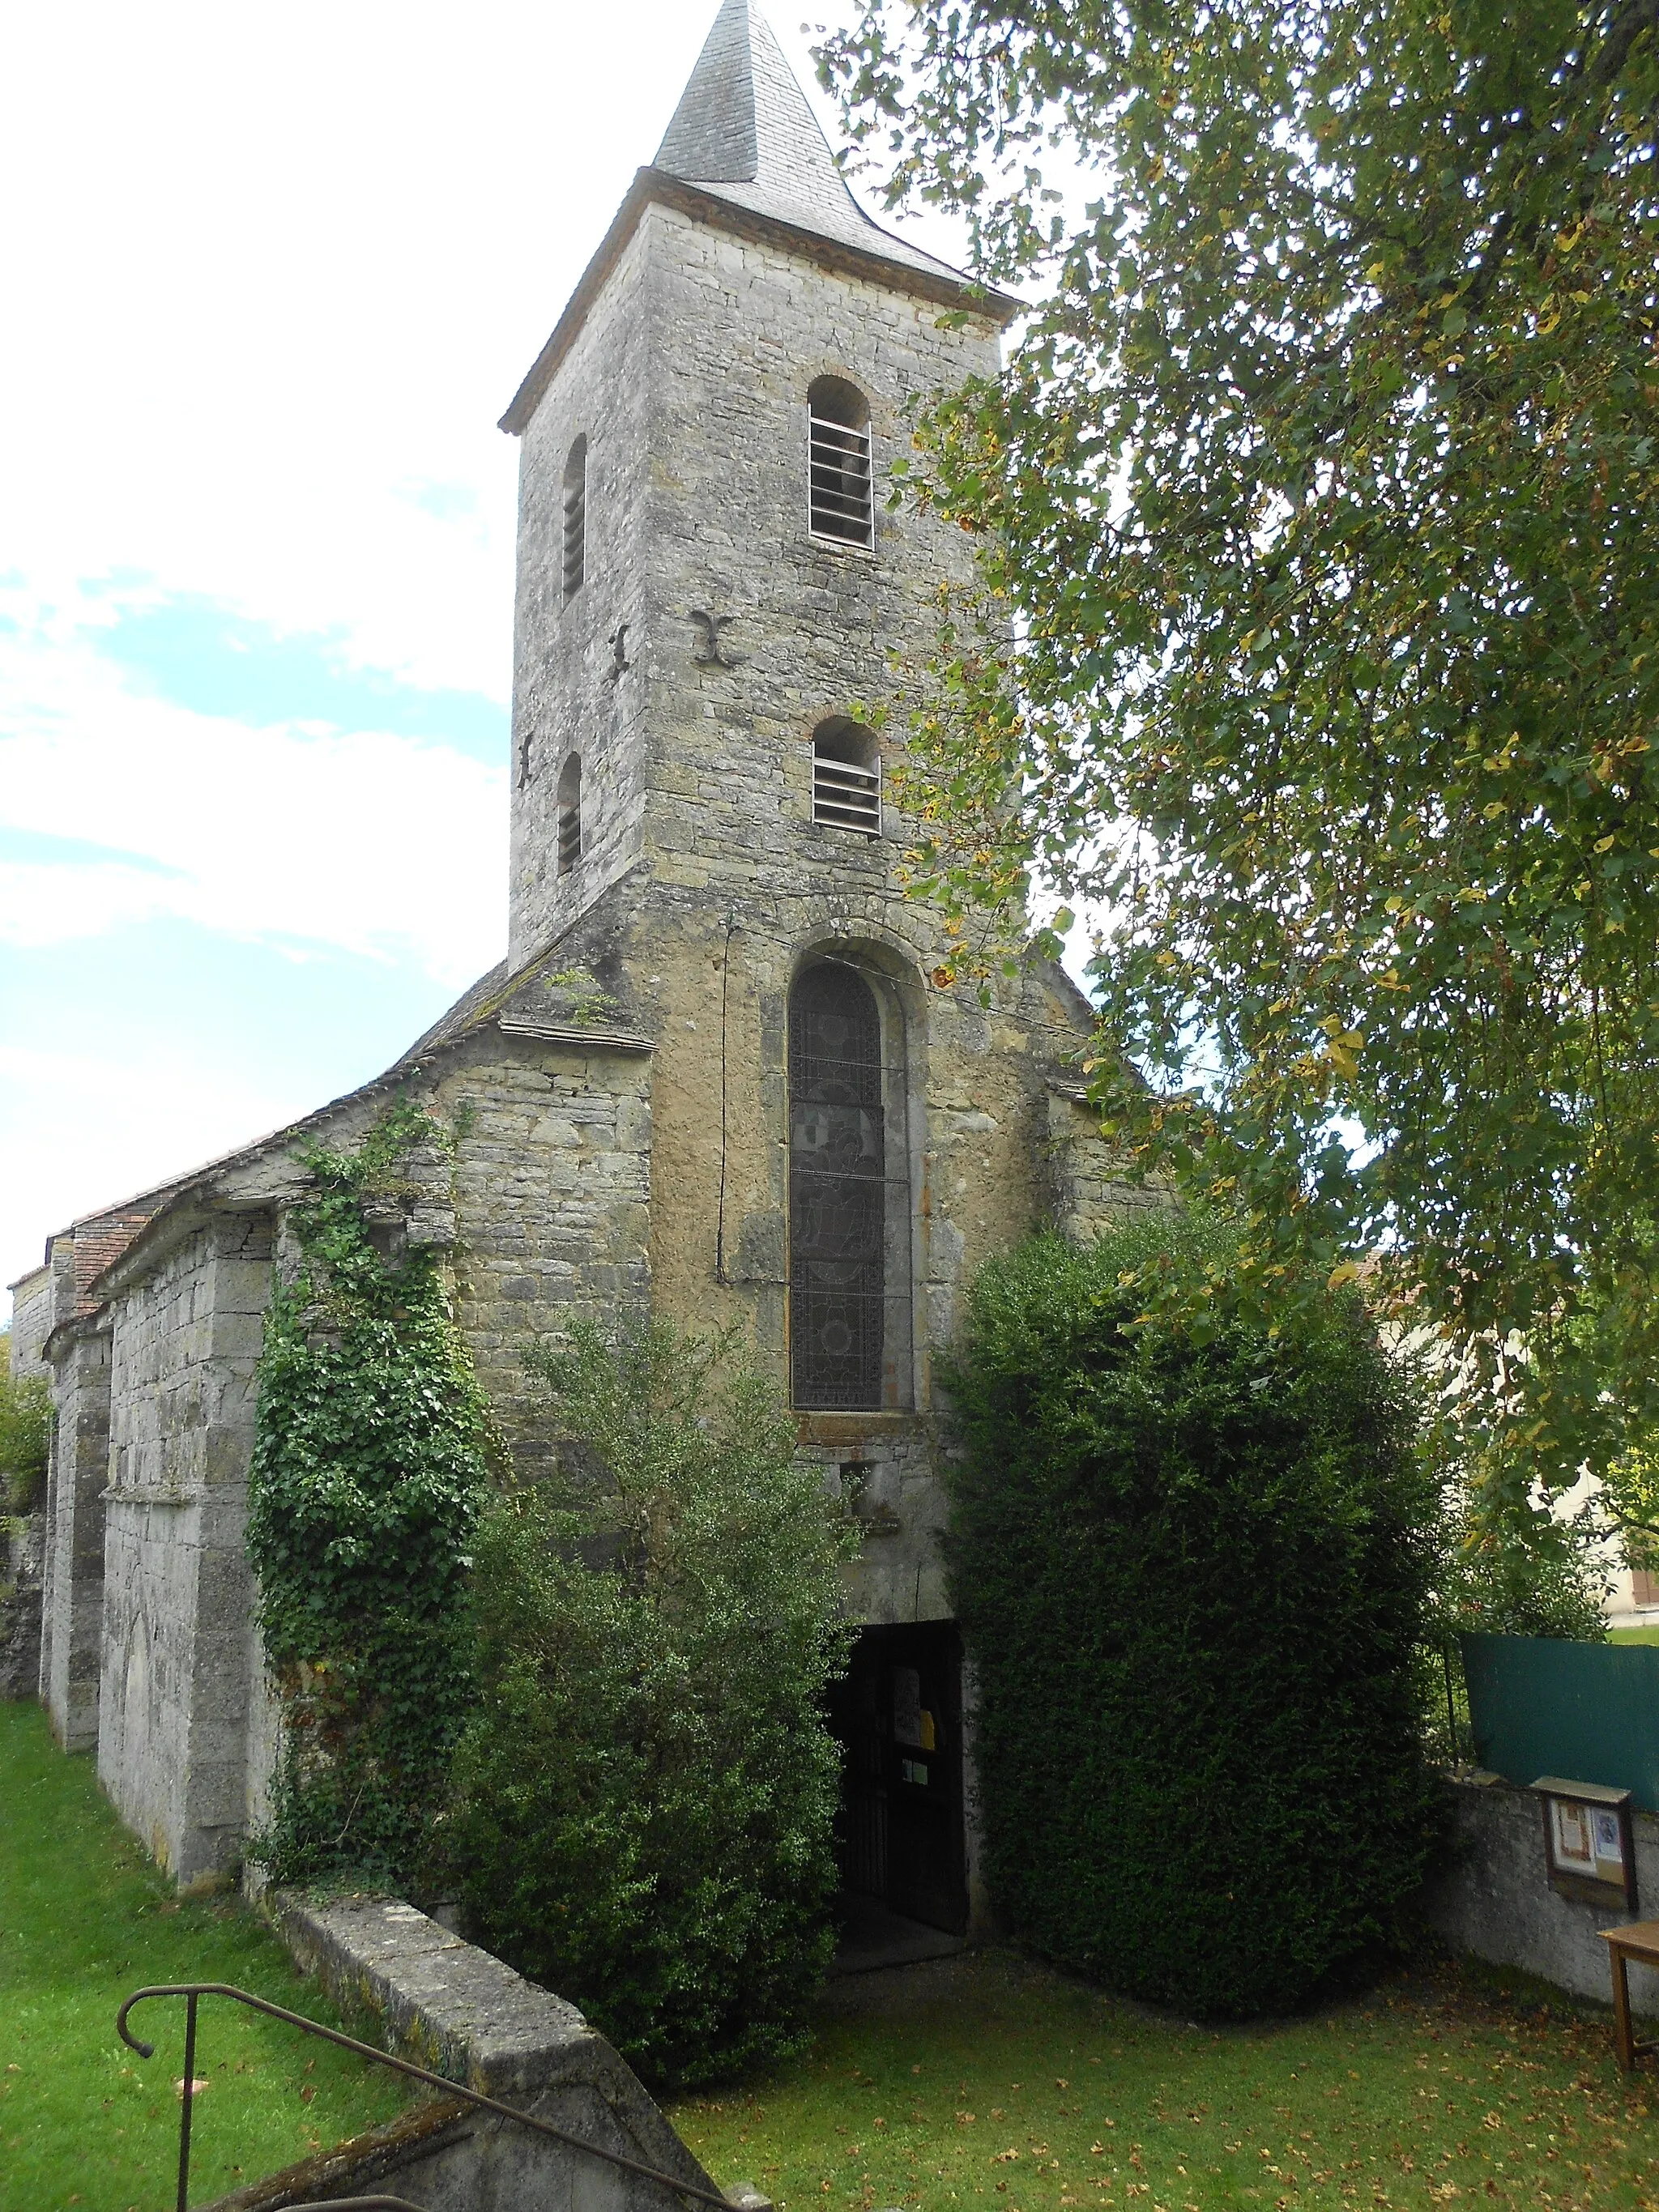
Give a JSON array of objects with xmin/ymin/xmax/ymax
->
[
  {"xmin": 812, "ymin": 719, "xmax": 881, "ymax": 835},
  {"xmin": 790, "ymin": 963, "xmax": 886, "ymax": 1409},
  {"xmin": 808, "ymin": 377, "xmax": 873, "ymax": 548},
  {"xmin": 561, "ymin": 435, "xmax": 586, "ymax": 603},
  {"xmin": 557, "ymin": 752, "xmax": 582, "ymax": 875}
]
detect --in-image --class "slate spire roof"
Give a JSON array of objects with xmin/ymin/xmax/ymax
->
[
  {"xmin": 651, "ymin": 0, "xmax": 966, "ymax": 288},
  {"xmin": 500, "ymin": 0, "xmax": 1012, "ymax": 435}
]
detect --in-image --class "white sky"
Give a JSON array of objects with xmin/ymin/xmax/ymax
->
[{"xmin": 0, "ymin": 0, "xmax": 980, "ymax": 1315}]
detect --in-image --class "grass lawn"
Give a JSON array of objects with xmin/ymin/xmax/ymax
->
[
  {"xmin": 1610, "ymin": 1630, "xmax": 1659, "ymax": 1646},
  {"xmin": 0, "ymin": 1699, "xmax": 407, "ymax": 2212},
  {"xmin": 672, "ymin": 1947, "xmax": 1659, "ymax": 2212}
]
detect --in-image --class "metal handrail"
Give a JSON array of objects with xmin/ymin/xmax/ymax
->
[{"xmin": 117, "ymin": 1981, "xmax": 734, "ymax": 2212}]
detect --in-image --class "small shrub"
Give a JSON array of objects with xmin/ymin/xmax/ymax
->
[
  {"xmin": 945, "ymin": 1218, "xmax": 1444, "ymax": 2020},
  {"xmin": 450, "ymin": 1319, "xmax": 857, "ymax": 2090}
]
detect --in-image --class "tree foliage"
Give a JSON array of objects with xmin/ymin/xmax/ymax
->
[
  {"xmin": 0, "ymin": 1335, "xmax": 51, "ymax": 1516},
  {"xmin": 246, "ymin": 1101, "xmax": 493, "ymax": 1890},
  {"xmin": 945, "ymin": 1218, "xmax": 1444, "ymax": 2017},
  {"xmin": 821, "ymin": 0, "xmax": 1659, "ymax": 1510},
  {"xmin": 450, "ymin": 1319, "xmax": 857, "ymax": 2091}
]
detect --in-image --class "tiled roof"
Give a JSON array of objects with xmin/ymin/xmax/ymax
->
[
  {"xmin": 70, "ymin": 1208, "xmax": 157, "ymax": 1315},
  {"xmin": 400, "ymin": 957, "xmax": 511, "ymax": 1059},
  {"xmin": 654, "ymin": 0, "xmax": 970, "ymax": 290}
]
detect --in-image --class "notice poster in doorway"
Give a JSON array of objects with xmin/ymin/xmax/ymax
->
[{"xmin": 893, "ymin": 1666, "xmax": 923, "ymax": 1747}]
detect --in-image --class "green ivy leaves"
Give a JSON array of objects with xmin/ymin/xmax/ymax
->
[{"xmin": 245, "ymin": 1101, "xmax": 493, "ymax": 1892}]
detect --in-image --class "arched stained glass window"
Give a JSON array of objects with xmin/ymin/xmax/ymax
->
[{"xmin": 790, "ymin": 963, "xmax": 886, "ymax": 1409}]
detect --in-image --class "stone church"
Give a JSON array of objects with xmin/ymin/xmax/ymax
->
[{"xmin": 11, "ymin": 0, "xmax": 1137, "ymax": 1937}]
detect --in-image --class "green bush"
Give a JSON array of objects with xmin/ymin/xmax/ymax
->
[
  {"xmin": 1443, "ymin": 1498, "xmax": 1610, "ymax": 1643},
  {"xmin": 945, "ymin": 1219, "xmax": 1444, "ymax": 2019},
  {"xmin": 0, "ymin": 1335, "xmax": 51, "ymax": 1517},
  {"xmin": 450, "ymin": 1319, "xmax": 857, "ymax": 2090},
  {"xmin": 245, "ymin": 1102, "xmax": 493, "ymax": 1890}
]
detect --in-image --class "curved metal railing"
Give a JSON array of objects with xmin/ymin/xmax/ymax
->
[{"xmin": 117, "ymin": 1982, "xmax": 733, "ymax": 2212}]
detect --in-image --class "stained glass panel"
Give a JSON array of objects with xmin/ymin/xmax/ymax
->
[{"xmin": 790, "ymin": 963, "xmax": 885, "ymax": 1409}]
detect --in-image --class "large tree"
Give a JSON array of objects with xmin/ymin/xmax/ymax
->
[{"xmin": 821, "ymin": 0, "xmax": 1659, "ymax": 1512}]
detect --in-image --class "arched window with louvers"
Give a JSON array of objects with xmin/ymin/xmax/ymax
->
[
  {"xmin": 787, "ymin": 959, "xmax": 913, "ymax": 1409},
  {"xmin": 812, "ymin": 718, "xmax": 881, "ymax": 836},
  {"xmin": 561, "ymin": 435, "xmax": 586, "ymax": 603},
  {"xmin": 556, "ymin": 752, "xmax": 582, "ymax": 875},
  {"xmin": 807, "ymin": 377, "xmax": 873, "ymax": 548}
]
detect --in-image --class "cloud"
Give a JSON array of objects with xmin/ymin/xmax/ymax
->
[
  {"xmin": 0, "ymin": 0, "xmax": 979, "ymax": 1319},
  {"xmin": 0, "ymin": 1041, "xmax": 317, "ymax": 1293},
  {"xmin": 0, "ymin": 582, "xmax": 506, "ymax": 987},
  {"xmin": 95, "ymin": 593, "xmax": 507, "ymax": 763}
]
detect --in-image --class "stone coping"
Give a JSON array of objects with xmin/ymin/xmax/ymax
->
[
  {"xmin": 198, "ymin": 2093, "xmax": 474, "ymax": 2210},
  {"xmin": 271, "ymin": 1891, "xmax": 741, "ymax": 2200}
]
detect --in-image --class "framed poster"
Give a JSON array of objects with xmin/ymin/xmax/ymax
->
[
  {"xmin": 1533, "ymin": 1776, "xmax": 1637, "ymax": 1910},
  {"xmin": 893, "ymin": 1666, "xmax": 923, "ymax": 1748}
]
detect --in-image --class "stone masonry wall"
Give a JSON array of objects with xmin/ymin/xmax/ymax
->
[
  {"xmin": 42, "ymin": 1315, "xmax": 111, "ymax": 1747},
  {"xmin": 501, "ymin": 198, "xmax": 1149, "ymax": 1626},
  {"xmin": 1044, "ymin": 1090, "xmax": 1172, "ymax": 1244},
  {"xmin": 433, "ymin": 1027, "xmax": 654, "ymax": 1469},
  {"xmin": 1, "ymin": 1264, "xmax": 51, "ymax": 1702},
  {"xmin": 67, "ymin": 1017, "xmax": 650, "ymax": 1879},
  {"xmin": 1425, "ymin": 1777, "xmax": 1659, "ymax": 2014},
  {"xmin": 509, "ymin": 215, "xmax": 656, "ymax": 969},
  {"xmin": 99, "ymin": 1214, "xmax": 272, "ymax": 1884}
]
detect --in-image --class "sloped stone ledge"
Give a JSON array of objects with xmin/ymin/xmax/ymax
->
[
  {"xmin": 275, "ymin": 1894, "xmax": 595, "ymax": 2102},
  {"xmin": 200, "ymin": 2092, "xmax": 476, "ymax": 2210},
  {"xmin": 269, "ymin": 1892, "xmax": 751, "ymax": 2211}
]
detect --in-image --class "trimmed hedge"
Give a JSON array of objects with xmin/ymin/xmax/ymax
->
[{"xmin": 946, "ymin": 1219, "xmax": 1444, "ymax": 2018}]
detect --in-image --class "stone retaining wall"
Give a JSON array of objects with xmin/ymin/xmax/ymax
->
[
  {"xmin": 198, "ymin": 1894, "xmax": 760, "ymax": 2212},
  {"xmin": 1424, "ymin": 1775, "xmax": 1659, "ymax": 2014}
]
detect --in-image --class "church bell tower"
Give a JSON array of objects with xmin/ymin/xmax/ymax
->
[{"xmin": 493, "ymin": 0, "xmax": 1043, "ymax": 1443}]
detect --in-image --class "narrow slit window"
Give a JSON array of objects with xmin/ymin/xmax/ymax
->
[
  {"xmin": 557, "ymin": 752, "xmax": 582, "ymax": 874},
  {"xmin": 562, "ymin": 435, "xmax": 586, "ymax": 603},
  {"xmin": 808, "ymin": 377, "xmax": 873, "ymax": 548},
  {"xmin": 812, "ymin": 719, "xmax": 880, "ymax": 835}
]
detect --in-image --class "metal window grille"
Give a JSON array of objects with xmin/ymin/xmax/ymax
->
[
  {"xmin": 790, "ymin": 965, "xmax": 886, "ymax": 1409},
  {"xmin": 809, "ymin": 412, "xmax": 873, "ymax": 546},
  {"xmin": 813, "ymin": 748, "xmax": 881, "ymax": 834}
]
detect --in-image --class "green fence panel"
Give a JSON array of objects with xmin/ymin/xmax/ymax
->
[{"xmin": 1461, "ymin": 1633, "xmax": 1659, "ymax": 1810}]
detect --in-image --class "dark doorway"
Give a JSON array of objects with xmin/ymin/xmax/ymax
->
[{"xmin": 829, "ymin": 1621, "xmax": 968, "ymax": 1937}]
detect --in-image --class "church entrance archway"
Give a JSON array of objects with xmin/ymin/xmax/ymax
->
[{"xmin": 829, "ymin": 1621, "xmax": 968, "ymax": 1937}]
